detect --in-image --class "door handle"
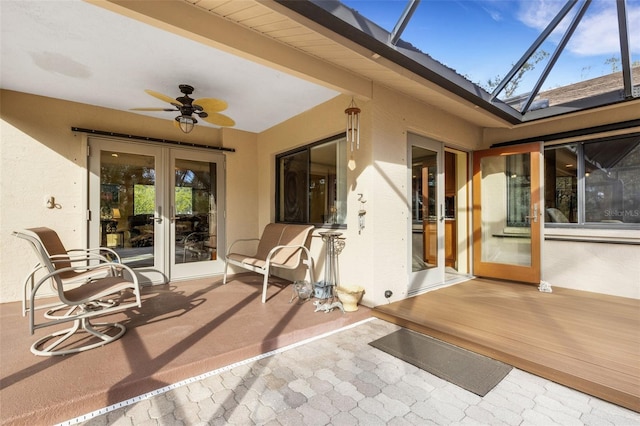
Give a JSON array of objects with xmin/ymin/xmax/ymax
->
[
  {"xmin": 439, "ymin": 204, "xmax": 445, "ymax": 222},
  {"xmin": 154, "ymin": 206, "xmax": 163, "ymax": 224},
  {"xmin": 525, "ymin": 203, "xmax": 538, "ymax": 223}
]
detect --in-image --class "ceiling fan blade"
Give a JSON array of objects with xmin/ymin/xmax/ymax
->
[
  {"xmin": 145, "ymin": 89, "xmax": 183, "ymax": 107},
  {"xmin": 194, "ymin": 97, "xmax": 228, "ymax": 112},
  {"xmin": 202, "ymin": 112, "xmax": 235, "ymax": 127},
  {"xmin": 130, "ymin": 107, "xmax": 176, "ymax": 111}
]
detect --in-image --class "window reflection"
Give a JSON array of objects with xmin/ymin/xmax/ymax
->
[
  {"xmin": 545, "ymin": 135, "xmax": 640, "ymax": 226},
  {"xmin": 277, "ymin": 135, "xmax": 347, "ymax": 226}
]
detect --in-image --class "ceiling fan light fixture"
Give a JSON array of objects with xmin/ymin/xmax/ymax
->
[{"xmin": 176, "ymin": 115, "xmax": 196, "ymax": 133}]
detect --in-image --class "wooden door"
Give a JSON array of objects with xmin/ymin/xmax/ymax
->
[{"xmin": 472, "ymin": 143, "xmax": 541, "ymax": 283}]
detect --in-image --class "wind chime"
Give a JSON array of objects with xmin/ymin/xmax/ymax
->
[{"xmin": 345, "ymin": 98, "xmax": 361, "ymax": 152}]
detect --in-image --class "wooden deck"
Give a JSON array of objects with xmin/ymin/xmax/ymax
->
[{"xmin": 373, "ymin": 278, "xmax": 640, "ymax": 412}]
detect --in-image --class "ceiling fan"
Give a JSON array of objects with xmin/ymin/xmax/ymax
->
[{"xmin": 131, "ymin": 84, "xmax": 235, "ymax": 133}]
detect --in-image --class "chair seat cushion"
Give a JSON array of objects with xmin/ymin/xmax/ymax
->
[
  {"xmin": 227, "ymin": 253, "xmax": 267, "ymax": 269},
  {"xmin": 63, "ymin": 275, "xmax": 136, "ymax": 303}
]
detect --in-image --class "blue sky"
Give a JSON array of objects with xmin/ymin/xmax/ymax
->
[{"xmin": 341, "ymin": 0, "xmax": 639, "ymax": 95}]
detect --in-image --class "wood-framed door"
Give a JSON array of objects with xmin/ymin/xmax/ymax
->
[{"xmin": 472, "ymin": 142, "xmax": 541, "ymax": 284}]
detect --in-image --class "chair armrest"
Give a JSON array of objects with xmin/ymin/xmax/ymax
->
[
  {"xmin": 226, "ymin": 238, "xmax": 260, "ymax": 256},
  {"xmin": 50, "ymin": 253, "xmax": 116, "ymax": 265},
  {"xmin": 183, "ymin": 232, "xmax": 208, "ymax": 243},
  {"xmin": 29, "ymin": 262, "xmax": 140, "ymax": 334},
  {"xmin": 264, "ymin": 244, "xmax": 311, "ymax": 266},
  {"xmin": 67, "ymin": 247, "xmax": 121, "ymax": 263},
  {"xmin": 30, "ymin": 262, "xmax": 136, "ymax": 298}
]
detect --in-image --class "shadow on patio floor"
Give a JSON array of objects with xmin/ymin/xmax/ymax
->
[{"xmin": 0, "ymin": 274, "xmax": 371, "ymax": 425}]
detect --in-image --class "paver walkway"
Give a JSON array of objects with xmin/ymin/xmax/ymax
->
[{"xmin": 72, "ymin": 319, "xmax": 640, "ymax": 425}]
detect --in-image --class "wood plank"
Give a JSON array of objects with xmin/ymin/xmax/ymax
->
[{"xmin": 373, "ymin": 278, "xmax": 640, "ymax": 412}]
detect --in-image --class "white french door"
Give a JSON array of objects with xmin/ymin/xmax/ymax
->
[
  {"xmin": 169, "ymin": 148, "xmax": 226, "ymax": 279},
  {"xmin": 88, "ymin": 137, "xmax": 226, "ymax": 285},
  {"xmin": 408, "ymin": 133, "xmax": 445, "ymax": 294}
]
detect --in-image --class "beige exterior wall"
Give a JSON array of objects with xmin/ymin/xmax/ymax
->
[
  {"xmin": 1, "ymin": 87, "xmax": 638, "ymax": 305},
  {"xmin": 254, "ymin": 85, "xmax": 483, "ymax": 306},
  {"xmin": 543, "ymin": 237, "xmax": 640, "ymax": 299},
  {"xmin": 0, "ymin": 90, "xmax": 258, "ymax": 303},
  {"xmin": 483, "ymin": 99, "xmax": 640, "ymax": 145}
]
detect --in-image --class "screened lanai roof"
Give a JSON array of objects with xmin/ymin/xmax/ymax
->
[{"xmin": 282, "ymin": 0, "xmax": 639, "ymax": 124}]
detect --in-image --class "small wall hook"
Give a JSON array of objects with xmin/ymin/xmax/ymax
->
[{"xmin": 46, "ymin": 196, "xmax": 56, "ymax": 209}]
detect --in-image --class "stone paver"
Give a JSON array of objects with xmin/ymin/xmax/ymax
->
[{"xmin": 73, "ymin": 319, "xmax": 640, "ymax": 426}]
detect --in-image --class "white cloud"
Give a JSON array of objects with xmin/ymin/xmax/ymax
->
[
  {"xmin": 517, "ymin": 0, "xmax": 565, "ymax": 29},
  {"xmin": 517, "ymin": 0, "xmax": 640, "ymax": 56},
  {"xmin": 483, "ymin": 7, "xmax": 503, "ymax": 22}
]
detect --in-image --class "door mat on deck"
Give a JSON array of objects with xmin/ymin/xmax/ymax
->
[{"xmin": 369, "ymin": 328, "xmax": 512, "ymax": 396}]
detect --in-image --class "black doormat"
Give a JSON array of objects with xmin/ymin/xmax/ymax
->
[{"xmin": 369, "ymin": 328, "xmax": 512, "ymax": 396}]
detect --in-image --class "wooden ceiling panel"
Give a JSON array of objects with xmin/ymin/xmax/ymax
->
[{"xmin": 187, "ymin": 0, "xmax": 508, "ymax": 127}]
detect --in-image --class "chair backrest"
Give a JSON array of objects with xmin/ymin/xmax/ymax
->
[
  {"xmin": 255, "ymin": 223, "xmax": 313, "ymax": 266},
  {"xmin": 26, "ymin": 227, "xmax": 77, "ymax": 279},
  {"xmin": 13, "ymin": 228, "xmax": 66, "ymax": 290}
]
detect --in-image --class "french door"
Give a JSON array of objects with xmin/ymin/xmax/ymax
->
[
  {"xmin": 88, "ymin": 137, "xmax": 226, "ymax": 285},
  {"xmin": 472, "ymin": 142, "xmax": 541, "ymax": 283},
  {"xmin": 408, "ymin": 133, "xmax": 445, "ymax": 293}
]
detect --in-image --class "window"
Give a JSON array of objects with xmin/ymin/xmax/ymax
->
[
  {"xmin": 276, "ymin": 135, "xmax": 347, "ymax": 226},
  {"xmin": 544, "ymin": 134, "xmax": 640, "ymax": 227}
]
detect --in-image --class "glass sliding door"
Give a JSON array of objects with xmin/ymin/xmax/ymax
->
[{"xmin": 408, "ymin": 133, "xmax": 445, "ymax": 293}]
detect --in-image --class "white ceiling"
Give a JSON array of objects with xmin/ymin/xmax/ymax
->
[{"xmin": 0, "ymin": 0, "xmax": 340, "ymax": 134}]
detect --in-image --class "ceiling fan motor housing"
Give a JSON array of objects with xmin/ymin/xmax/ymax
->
[
  {"xmin": 176, "ymin": 84, "xmax": 207, "ymax": 117},
  {"xmin": 136, "ymin": 84, "xmax": 235, "ymax": 129}
]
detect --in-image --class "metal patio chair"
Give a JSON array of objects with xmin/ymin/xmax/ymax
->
[{"xmin": 13, "ymin": 227, "xmax": 142, "ymax": 356}]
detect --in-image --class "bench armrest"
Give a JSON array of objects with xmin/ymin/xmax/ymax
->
[
  {"xmin": 264, "ymin": 244, "xmax": 312, "ymax": 267},
  {"xmin": 226, "ymin": 238, "xmax": 260, "ymax": 256}
]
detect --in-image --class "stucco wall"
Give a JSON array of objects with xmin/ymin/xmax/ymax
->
[
  {"xmin": 542, "ymin": 228, "xmax": 640, "ymax": 298},
  {"xmin": 2, "ymin": 88, "xmax": 638, "ymax": 305},
  {"xmin": 256, "ymin": 86, "xmax": 483, "ymax": 307},
  {"xmin": 0, "ymin": 89, "xmax": 258, "ymax": 303},
  {"xmin": 483, "ymin": 99, "xmax": 640, "ymax": 146}
]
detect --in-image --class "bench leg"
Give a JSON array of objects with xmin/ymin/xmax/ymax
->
[
  {"xmin": 261, "ymin": 272, "xmax": 269, "ymax": 303},
  {"xmin": 223, "ymin": 260, "xmax": 229, "ymax": 285}
]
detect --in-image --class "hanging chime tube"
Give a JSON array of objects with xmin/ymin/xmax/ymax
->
[{"xmin": 345, "ymin": 99, "xmax": 361, "ymax": 152}]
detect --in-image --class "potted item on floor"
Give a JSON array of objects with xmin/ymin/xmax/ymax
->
[{"xmin": 336, "ymin": 285, "xmax": 364, "ymax": 312}]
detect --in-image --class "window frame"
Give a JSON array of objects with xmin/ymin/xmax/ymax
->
[
  {"xmin": 544, "ymin": 132, "xmax": 640, "ymax": 230},
  {"xmin": 275, "ymin": 133, "xmax": 347, "ymax": 229}
]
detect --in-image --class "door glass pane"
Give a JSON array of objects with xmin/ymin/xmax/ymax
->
[
  {"xmin": 174, "ymin": 159, "xmax": 217, "ymax": 264},
  {"xmin": 480, "ymin": 153, "xmax": 532, "ymax": 266},
  {"xmin": 100, "ymin": 151, "xmax": 156, "ymax": 267},
  {"xmin": 412, "ymin": 146, "xmax": 438, "ymax": 272}
]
